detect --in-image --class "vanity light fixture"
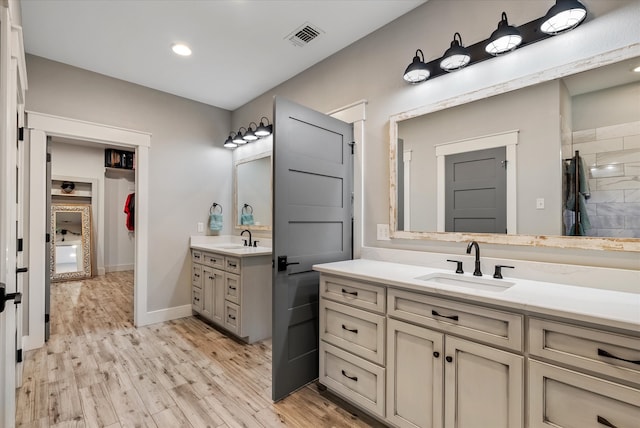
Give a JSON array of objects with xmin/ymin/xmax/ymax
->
[
  {"xmin": 403, "ymin": 3, "xmax": 589, "ymax": 84},
  {"xmin": 171, "ymin": 43, "xmax": 192, "ymax": 56},
  {"xmin": 403, "ymin": 49, "xmax": 430, "ymax": 83},
  {"xmin": 233, "ymin": 127, "xmax": 248, "ymax": 145},
  {"xmin": 440, "ymin": 32, "xmax": 471, "ymax": 72},
  {"xmin": 243, "ymin": 122, "xmax": 259, "ymax": 141},
  {"xmin": 255, "ymin": 117, "xmax": 273, "ymax": 137},
  {"xmin": 485, "ymin": 12, "xmax": 522, "ymax": 56},
  {"xmin": 223, "ymin": 135, "xmax": 238, "ymax": 149},
  {"xmin": 540, "ymin": 0, "xmax": 587, "ymax": 35}
]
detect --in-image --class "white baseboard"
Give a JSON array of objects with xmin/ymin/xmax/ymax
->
[
  {"xmin": 138, "ymin": 304, "xmax": 192, "ymax": 327},
  {"xmin": 97, "ymin": 267, "xmax": 106, "ymax": 275},
  {"xmin": 22, "ymin": 334, "xmax": 45, "ymax": 351},
  {"xmin": 105, "ymin": 264, "xmax": 134, "ymax": 273}
]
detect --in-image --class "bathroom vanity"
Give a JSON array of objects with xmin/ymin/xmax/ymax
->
[
  {"xmin": 315, "ymin": 258, "xmax": 640, "ymax": 428},
  {"xmin": 190, "ymin": 238, "xmax": 272, "ymax": 343}
]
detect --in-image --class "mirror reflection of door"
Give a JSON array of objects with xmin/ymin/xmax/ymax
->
[
  {"xmin": 445, "ymin": 147, "xmax": 507, "ymax": 233},
  {"xmin": 50, "ymin": 204, "xmax": 92, "ymax": 281}
]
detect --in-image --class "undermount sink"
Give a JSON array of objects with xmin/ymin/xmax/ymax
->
[
  {"xmin": 215, "ymin": 245, "xmax": 246, "ymax": 249},
  {"xmin": 415, "ymin": 272, "xmax": 515, "ymax": 292}
]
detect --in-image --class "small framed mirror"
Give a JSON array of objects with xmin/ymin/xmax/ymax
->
[
  {"xmin": 50, "ymin": 204, "xmax": 93, "ymax": 281},
  {"xmin": 234, "ymin": 153, "xmax": 272, "ymax": 231}
]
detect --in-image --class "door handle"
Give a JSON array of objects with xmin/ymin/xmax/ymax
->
[
  {"xmin": 0, "ymin": 283, "xmax": 22, "ymax": 313},
  {"xmin": 277, "ymin": 256, "xmax": 300, "ymax": 271}
]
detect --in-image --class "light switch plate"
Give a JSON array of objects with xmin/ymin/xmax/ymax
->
[{"xmin": 377, "ymin": 224, "xmax": 390, "ymax": 240}]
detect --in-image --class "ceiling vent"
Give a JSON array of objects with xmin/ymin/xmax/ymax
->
[{"xmin": 286, "ymin": 22, "xmax": 324, "ymax": 47}]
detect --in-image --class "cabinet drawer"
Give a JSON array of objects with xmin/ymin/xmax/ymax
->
[
  {"xmin": 191, "ymin": 250, "xmax": 203, "ymax": 264},
  {"xmin": 320, "ymin": 299, "xmax": 385, "ymax": 365},
  {"xmin": 225, "ymin": 273, "xmax": 240, "ymax": 305},
  {"xmin": 224, "ymin": 301, "xmax": 240, "ymax": 335},
  {"xmin": 203, "ymin": 252, "xmax": 224, "ymax": 270},
  {"xmin": 319, "ymin": 342, "xmax": 385, "ymax": 418},
  {"xmin": 192, "ymin": 288, "xmax": 203, "ymax": 311},
  {"xmin": 192, "ymin": 264, "xmax": 202, "ymax": 288},
  {"xmin": 225, "ymin": 256, "xmax": 241, "ymax": 274},
  {"xmin": 529, "ymin": 360, "xmax": 640, "ymax": 428},
  {"xmin": 529, "ymin": 318, "xmax": 640, "ymax": 386},
  {"xmin": 320, "ymin": 275, "xmax": 386, "ymax": 314},
  {"xmin": 388, "ymin": 288, "xmax": 523, "ymax": 351}
]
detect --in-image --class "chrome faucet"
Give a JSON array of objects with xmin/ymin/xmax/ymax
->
[
  {"xmin": 466, "ymin": 241, "xmax": 482, "ymax": 276},
  {"xmin": 241, "ymin": 229, "xmax": 252, "ymax": 247}
]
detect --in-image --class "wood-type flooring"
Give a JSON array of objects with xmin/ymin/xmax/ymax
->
[{"xmin": 16, "ymin": 271, "xmax": 381, "ymax": 428}]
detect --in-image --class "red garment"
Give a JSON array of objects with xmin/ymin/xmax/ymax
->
[{"xmin": 124, "ymin": 193, "xmax": 135, "ymax": 231}]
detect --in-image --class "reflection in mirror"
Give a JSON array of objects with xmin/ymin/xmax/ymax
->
[
  {"xmin": 235, "ymin": 154, "xmax": 272, "ymax": 230},
  {"xmin": 391, "ymin": 55, "xmax": 640, "ymax": 249},
  {"xmin": 51, "ymin": 204, "xmax": 92, "ymax": 281}
]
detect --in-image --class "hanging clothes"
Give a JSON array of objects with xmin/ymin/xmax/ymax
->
[{"xmin": 124, "ymin": 193, "xmax": 135, "ymax": 231}]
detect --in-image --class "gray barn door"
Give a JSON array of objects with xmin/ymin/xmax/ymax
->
[
  {"xmin": 445, "ymin": 146, "xmax": 506, "ymax": 233},
  {"xmin": 272, "ymin": 97, "xmax": 353, "ymax": 401}
]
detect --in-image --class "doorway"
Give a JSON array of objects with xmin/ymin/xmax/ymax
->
[{"xmin": 24, "ymin": 112, "xmax": 151, "ymax": 352}]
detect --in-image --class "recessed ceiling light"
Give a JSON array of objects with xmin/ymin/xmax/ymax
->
[
  {"xmin": 633, "ymin": 65, "xmax": 640, "ymax": 73},
  {"xmin": 172, "ymin": 43, "xmax": 192, "ymax": 56}
]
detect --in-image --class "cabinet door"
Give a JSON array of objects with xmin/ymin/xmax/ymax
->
[
  {"xmin": 387, "ymin": 319, "xmax": 444, "ymax": 428},
  {"xmin": 211, "ymin": 269, "xmax": 225, "ymax": 325},
  {"xmin": 444, "ymin": 336, "xmax": 523, "ymax": 428},
  {"xmin": 201, "ymin": 266, "xmax": 215, "ymax": 320}
]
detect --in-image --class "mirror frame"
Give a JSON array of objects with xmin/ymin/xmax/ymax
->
[
  {"xmin": 50, "ymin": 203, "xmax": 93, "ymax": 281},
  {"xmin": 233, "ymin": 152, "xmax": 272, "ymax": 232},
  {"xmin": 389, "ymin": 45, "xmax": 640, "ymax": 252}
]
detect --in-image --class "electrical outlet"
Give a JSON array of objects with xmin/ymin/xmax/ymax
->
[
  {"xmin": 536, "ymin": 198, "xmax": 545, "ymax": 209},
  {"xmin": 377, "ymin": 224, "xmax": 390, "ymax": 240},
  {"xmin": 197, "ymin": 222, "xmax": 204, "ymax": 232}
]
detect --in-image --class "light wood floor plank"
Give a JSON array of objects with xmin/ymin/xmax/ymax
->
[{"xmin": 16, "ymin": 271, "xmax": 381, "ymax": 428}]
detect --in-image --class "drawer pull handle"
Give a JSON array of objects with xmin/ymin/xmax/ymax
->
[
  {"xmin": 341, "ymin": 370, "xmax": 358, "ymax": 382},
  {"xmin": 209, "ymin": 276, "xmax": 213, "ymax": 280},
  {"xmin": 341, "ymin": 324, "xmax": 358, "ymax": 334},
  {"xmin": 341, "ymin": 288, "xmax": 358, "ymax": 297},
  {"xmin": 228, "ymin": 314, "xmax": 236, "ymax": 320},
  {"xmin": 194, "ymin": 274, "xmax": 200, "ymax": 278},
  {"xmin": 432, "ymin": 310, "xmax": 459, "ymax": 321},
  {"xmin": 228, "ymin": 262, "xmax": 237, "ymax": 268},
  {"xmin": 229, "ymin": 286, "xmax": 237, "ymax": 290},
  {"xmin": 598, "ymin": 348, "xmax": 640, "ymax": 365},
  {"xmin": 597, "ymin": 415, "xmax": 618, "ymax": 428}
]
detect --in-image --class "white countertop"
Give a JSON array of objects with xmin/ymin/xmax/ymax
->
[
  {"xmin": 313, "ymin": 259, "xmax": 640, "ymax": 334},
  {"xmin": 190, "ymin": 235, "xmax": 271, "ymax": 257}
]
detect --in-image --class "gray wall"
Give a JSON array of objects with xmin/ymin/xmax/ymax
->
[
  {"xmin": 573, "ymin": 82, "xmax": 640, "ymax": 130},
  {"xmin": 232, "ymin": 0, "xmax": 639, "ymax": 270},
  {"xmin": 26, "ymin": 55, "xmax": 233, "ymax": 311}
]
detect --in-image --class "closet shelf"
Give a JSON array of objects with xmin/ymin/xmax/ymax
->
[
  {"xmin": 51, "ymin": 188, "xmax": 92, "ymax": 197},
  {"xmin": 105, "ymin": 167, "xmax": 135, "ymax": 174}
]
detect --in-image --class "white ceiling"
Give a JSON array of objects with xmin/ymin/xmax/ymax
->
[{"xmin": 20, "ymin": 0, "xmax": 427, "ymax": 111}]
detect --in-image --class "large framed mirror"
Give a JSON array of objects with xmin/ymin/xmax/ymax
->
[
  {"xmin": 50, "ymin": 204, "xmax": 93, "ymax": 281},
  {"xmin": 234, "ymin": 153, "xmax": 272, "ymax": 231},
  {"xmin": 390, "ymin": 48, "xmax": 640, "ymax": 252}
]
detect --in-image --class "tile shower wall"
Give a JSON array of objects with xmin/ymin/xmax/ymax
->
[{"xmin": 572, "ymin": 120, "xmax": 640, "ymax": 238}]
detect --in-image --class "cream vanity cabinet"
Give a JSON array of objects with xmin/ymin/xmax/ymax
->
[
  {"xmin": 191, "ymin": 249, "xmax": 271, "ymax": 343},
  {"xmin": 387, "ymin": 288, "xmax": 523, "ymax": 428},
  {"xmin": 318, "ymin": 274, "xmax": 524, "ymax": 428},
  {"xmin": 528, "ymin": 318, "xmax": 640, "ymax": 428}
]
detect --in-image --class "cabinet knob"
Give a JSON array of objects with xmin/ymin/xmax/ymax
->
[
  {"xmin": 433, "ymin": 351, "xmax": 440, "ymax": 358},
  {"xmin": 445, "ymin": 356, "xmax": 453, "ymax": 363}
]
